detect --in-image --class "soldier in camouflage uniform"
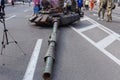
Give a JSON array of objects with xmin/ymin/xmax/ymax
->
[
  {"xmin": 106, "ymin": 0, "xmax": 112, "ymax": 22},
  {"xmin": 98, "ymin": 0, "xmax": 106, "ymax": 20}
]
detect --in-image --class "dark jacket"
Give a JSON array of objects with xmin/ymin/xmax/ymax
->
[{"xmin": 1, "ymin": 0, "xmax": 5, "ymax": 6}]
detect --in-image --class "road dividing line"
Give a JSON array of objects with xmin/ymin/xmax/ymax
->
[
  {"xmin": 6, "ymin": 15, "xmax": 16, "ymax": 20},
  {"xmin": 23, "ymin": 39, "xmax": 42, "ymax": 80}
]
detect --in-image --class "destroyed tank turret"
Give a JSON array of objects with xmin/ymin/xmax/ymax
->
[{"xmin": 29, "ymin": 9, "xmax": 80, "ymax": 26}]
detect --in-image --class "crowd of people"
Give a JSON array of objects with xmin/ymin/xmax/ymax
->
[
  {"xmin": 97, "ymin": 0, "xmax": 116, "ymax": 22},
  {"xmin": 0, "ymin": 0, "xmax": 116, "ymax": 22},
  {"xmin": 78, "ymin": 0, "xmax": 116, "ymax": 22},
  {"xmin": 79, "ymin": 0, "xmax": 116, "ymax": 22},
  {"xmin": 32, "ymin": 0, "xmax": 59, "ymax": 15},
  {"xmin": 32, "ymin": 0, "xmax": 115, "ymax": 22},
  {"xmin": 32, "ymin": 0, "xmax": 83, "ymax": 16}
]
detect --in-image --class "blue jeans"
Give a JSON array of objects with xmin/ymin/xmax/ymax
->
[{"xmin": 34, "ymin": 6, "xmax": 39, "ymax": 15}]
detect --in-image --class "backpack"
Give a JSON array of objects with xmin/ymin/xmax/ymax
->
[
  {"xmin": 102, "ymin": 2, "xmax": 107, "ymax": 9},
  {"xmin": 112, "ymin": 2, "xmax": 116, "ymax": 9}
]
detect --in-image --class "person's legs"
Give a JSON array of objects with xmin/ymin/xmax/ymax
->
[
  {"xmin": 106, "ymin": 10, "xmax": 111, "ymax": 22},
  {"xmin": 101, "ymin": 8, "xmax": 105, "ymax": 20},
  {"xmin": 106, "ymin": 11, "xmax": 109, "ymax": 22},
  {"xmin": 67, "ymin": 5, "xmax": 72, "ymax": 13},
  {"xmin": 85, "ymin": 5, "xmax": 89, "ymax": 11},
  {"xmin": 1, "ymin": 6, "xmax": 5, "ymax": 14},
  {"xmin": 78, "ymin": 7, "xmax": 81, "ymax": 15},
  {"xmin": 98, "ymin": 8, "xmax": 102, "ymax": 18},
  {"xmin": 90, "ymin": 3, "xmax": 94, "ymax": 11},
  {"xmin": 109, "ymin": 10, "xmax": 112, "ymax": 21},
  {"xmin": 85, "ymin": 5, "xmax": 87, "ymax": 11},
  {"xmin": 0, "ymin": 6, "xmax": 1, "ymax": 12}
]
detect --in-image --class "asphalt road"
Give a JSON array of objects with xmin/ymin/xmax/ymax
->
[{"xmin": 0, "ymin": 3, "xmax": 120, "ymax": 80}]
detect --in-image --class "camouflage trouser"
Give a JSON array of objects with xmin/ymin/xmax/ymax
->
[
  {"xmin": 58, "ymin": 0, "xmax": 64, "ymax": 11},
  {"xmin": 106, "ymin": 8, "xmax": 112, "ymax": 22},
  {"xmin": 98, "ymin": 8, "xmax": 105, "ymax": 19}
]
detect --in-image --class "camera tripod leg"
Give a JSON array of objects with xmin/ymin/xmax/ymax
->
[
  {"xmin": 16, "ymin": 43, "xmax": 26, "ymax": 55},
  {"xmin": 0, "ymin": 17, "xmax": 26, "ymax": 55},
  {"xmin": 4, "ymin": 29, "xmax": 9, "ymax": 44},
  {"xmin": 1, "ymin": 44, "xmax": 5, "ymax": 55},
  {"xmin": 7, "ymin": 31, "xmax": 26, "ymax": 55},
  {"xmin": 1, "ymin": 32, "xmax": 6, "ymax": 55}
]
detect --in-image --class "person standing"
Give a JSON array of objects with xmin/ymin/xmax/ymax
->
[
  {"xmin": 85, "ymin": 0, "xmax": 89, "ymax": 11},
  {"xmin": 106, "ymin": 0, "xmax": 112, "ymax": 22},
  {"xmin": 22, "ymin": 0, "xmax": 25, "ymax": 5},
  {"xmin": 28, "ymin": 0, "xmax": 31, "ymax": 6},
  {"xmin": 97, "ymin": 0, "xmax": 106, "ymax": 20},
  {"xmin": 11, "ymin": 0, "xmax": 14, "ymax": 6},
  {"xmin": 89, "ymin": 0, "xmax": 94, "ymax": 11},
  {"xmin": 71, "ymin": 0, "xmax": 77, "ymax": 11},
  {"xmin": 33, "ymin": 0, "xmax": 40, "ymax": 15},
  {"xmin": 66, "ymin": 0, "xmax": 72, "ymax": 12},
  {"xmin": 76, "ymin": 0, "xmax": 83, "ymax": 15}
]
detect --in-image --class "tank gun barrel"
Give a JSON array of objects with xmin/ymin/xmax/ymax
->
[
  {"xmin": 42, "ymin": 13, "xmax": 80, "ymax": 80},
  {"xmin": 43, "ymin": 18, "xmax": 59, "ymax": 80}
]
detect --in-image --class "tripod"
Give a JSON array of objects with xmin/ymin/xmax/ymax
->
[{"xmin": 0, "ymin": 13, "xmax": 26, "ymax": 55}]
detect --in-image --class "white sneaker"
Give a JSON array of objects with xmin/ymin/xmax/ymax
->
[{"xmin": 97, "ymin": 17, "xmax": 100, "ymax": 20}]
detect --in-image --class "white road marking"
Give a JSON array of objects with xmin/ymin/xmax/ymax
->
[
  {"xmin": 86, "ymin": 16, "xmax": 120, "ymax": 37},
  {"xmin": 72, "ymin": 26, "xmax": 120, "ymax": 66},
  {"xmin": 77, "ymin": 24, "xmax": 99, "ymax": 32},
  {"xmin": 23, "ymin": 39, "xmax": 42, "ymax": 80},
  {"xmin": 87, "ymin": 18, "xmax": 98, "ymax": 24},
  {"xmin": 71, "ymin": 16, "xmax": 120, "ymax": 66},
  {"xmin": 6, "ymin": 15, "xmax": 16, "ymax": 20},
  {"xmin": 96, "ymin": 34, "xmax": 117, "ymax": 48},
  {"xmin": 97, "ymin": 25, "xmax": 113, "ymax": 34},
  {"xmin": 93, "ymin": 13, "xmax": 98, "ymax": 16},
  {"xmin": 80, "ymin": 17, "xmax": 89, "ymax": 21}
]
